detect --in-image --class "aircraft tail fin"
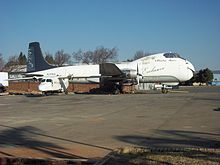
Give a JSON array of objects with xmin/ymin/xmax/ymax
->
[{"xmin": 27, "ymin": 42, "xmax": 55, "ymax": 72}]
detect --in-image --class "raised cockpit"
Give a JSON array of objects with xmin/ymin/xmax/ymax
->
[{"xmin": 163, "ymin": 53, "xmax": 183, "ymax": 59}]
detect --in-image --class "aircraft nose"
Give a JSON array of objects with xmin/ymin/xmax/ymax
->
[
  {"xmin": 184, "ymin": 60, "xmax": 195, "ymax": 81},
  {"xmin": 186, "ymin": 60, "xmax": 195, "ymax": 73}
]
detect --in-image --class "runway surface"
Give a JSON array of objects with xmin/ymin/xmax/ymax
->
[{"xmin": 0, "ymin": 86, "xmax": 220, "ymax": 159}]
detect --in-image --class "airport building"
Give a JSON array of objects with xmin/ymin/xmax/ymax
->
[{"xmin": 210, "ymin": 70, "xmax": 220, "ymax": 86}]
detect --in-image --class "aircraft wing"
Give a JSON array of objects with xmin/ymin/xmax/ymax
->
[
  {"xmin": 99, "ymin": 63, "xmax": 129, "ymax": 83},
  {"xmin": 100, "ymin": 63, "xmax": 124, "ymax": 77},
  {"xmin": 25, "ymin": 73, "xmax": 44, "ymax": 77},
  {"xmin": 7, "ymin": 75, "xmax": 43, "ymax": 81}
]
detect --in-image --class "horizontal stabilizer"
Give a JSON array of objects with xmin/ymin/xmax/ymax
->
[{"xmin": 100, "ymin": 63, "xmax": 123, "ymax": 76}]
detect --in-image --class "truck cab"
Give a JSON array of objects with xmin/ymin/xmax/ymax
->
[{"xmin": 38, "ymin": 76, "xmax": 69, "ymax": 95}]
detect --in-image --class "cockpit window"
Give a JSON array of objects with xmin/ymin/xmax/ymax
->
[
  {"xmin": 164, "ymin": 53, "xmax": 181, "ymax": 58},
  {"xmin": 41, "ymin": 79, "xmax": 52, "ymax": 82}
]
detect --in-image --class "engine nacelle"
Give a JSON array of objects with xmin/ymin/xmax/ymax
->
[{"xmin": 122, "ymin": 69, "xmax": 137, "ymax": 79}]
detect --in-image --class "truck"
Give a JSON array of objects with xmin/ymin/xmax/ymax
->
[{"xmin": 0, "ymin": 72, "xmax": 8, "ymax": 93}]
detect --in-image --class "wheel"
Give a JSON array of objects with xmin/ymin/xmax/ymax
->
[
  {"xmin": 162, "ymin": 88, "xmax": 168, "ymax": 94},
  {"xmin": 42, "ymin": 91, "xmax": 48, "ymax": 96},
  {"xmin": 113, "ymin": 88, "xmax": 120, "ymax": 95}
]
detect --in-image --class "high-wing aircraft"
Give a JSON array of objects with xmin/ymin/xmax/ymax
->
[{"xmin": 23, "ymin": 42, "xmax": 195, "ymax": 94}]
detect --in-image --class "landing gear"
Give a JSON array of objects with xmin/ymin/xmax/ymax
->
[
  {"xmin": 42, "ymin": 91, "xmax": 48, "ymax": 96},
  {"xmin": 161, "ymin": 87, "xmax": 168, "ymax": 94},
  {"xmin": 0, "ymin": 88, "xmax": 3, "ymax": 93},
  {"xmin": 113, "ymin": 83, "xmax": 123, "ymax": 95},
  {"xmin": 113, "ymin": 88, "xmax": 120, "ymax": 95}
]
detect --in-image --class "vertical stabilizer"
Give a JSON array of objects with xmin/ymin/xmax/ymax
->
[{"xmin": 27, "ymin": 42, "xmax": 55, "ymax": 72}]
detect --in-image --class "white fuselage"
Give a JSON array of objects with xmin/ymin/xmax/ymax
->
[
  {"xmin": 133, "ymin": 53, "xmax": 195, "ymax": 83},
  {"xmin": 28, "ymin": 53, "xmax": 195, "ymax": 86}
]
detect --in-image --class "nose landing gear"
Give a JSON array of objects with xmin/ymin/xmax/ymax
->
[{"xmin": 161, "ymin": 85, "xmax": 169, "ymax": 94}]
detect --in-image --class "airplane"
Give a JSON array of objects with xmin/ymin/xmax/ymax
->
[{"xmin": 21, "ymin": 42, "xmax": 195, "ymax": 95}]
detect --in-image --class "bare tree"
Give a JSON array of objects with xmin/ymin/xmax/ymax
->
[
  {"xmin": 132, "ymin": 51, "xmax": 154, "ymax": 61},
  {"xmin": 93, "ymin": 46, "xmax": 118, "ymax": 64},
  {"xmin": 133, "ymin": 51, "xmax": 146, "ymax": 60},
  {"xmin": 0, "ymin": 53, "xmax": 5, "ymax": 71},
  {"xmin": 82, "ymin": 51, "xmax": 93, "ymax": 64},
  {"xmin": 72, "ymin": 50, "xmax": 93, "ymax": 64},
  {"xmin": 45, "ymin": 51, "xmax": 55, "ymax": 64},
  {"xmin": 4, "ymin": 55, "xmax": 19, "ymax": 72},
  {"xmin": 73, "ymin": 49, "xmax": 84, "ymax": 63},
  {"xmin": 73, "ymin": 46, "xmax": 118, "ymax": 64},
  {"xmin": 54, "ymin": 50, "xmax": 71, "ymax": 66}
]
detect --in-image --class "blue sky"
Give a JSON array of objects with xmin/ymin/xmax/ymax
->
[{"xmin": 0, "ymin": 0, "xmax": 219, "ymax": 70}]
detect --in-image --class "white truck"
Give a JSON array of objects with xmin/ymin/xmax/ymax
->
[{"xmin": 0, "ymin": 72, "xmax": 8, "ymax": 93}]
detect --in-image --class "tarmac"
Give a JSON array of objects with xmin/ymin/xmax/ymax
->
[{"xmin": 0, "ymin": 86, "xmax": 220, "ymax": 160}]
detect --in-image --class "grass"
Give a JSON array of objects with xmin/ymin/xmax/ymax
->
[{"xmin": 100, "ymin": 147, "xmax": 220, "ymax": 165}]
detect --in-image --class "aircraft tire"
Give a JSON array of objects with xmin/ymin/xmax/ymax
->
[
  {"xmin": 162, "ymin": 88, "xmax": 168, "ymax": 94},
  {"xmin": 42, "ymin": 91, "xmax": 48, "ymax": 96},
  {"xmin": 114, "ymin": 88, "xmax": 120, "ymax": 95}
]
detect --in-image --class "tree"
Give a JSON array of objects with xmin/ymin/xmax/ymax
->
[
  {"xmin": 54, "ymin": 50, "xmax": 71, "ymax": 66},
  {"xmin": 5, "ymin": 55, "xmax": 19, "ymax": 66},
  {"xmin": 0, "ymin": 53, "xmax": 5, "ymax": 71},
  {"xmin": 93, "ymin": 46, "xmax": 118, "ymax": 64},
  {"xmin": 82, "ymin": 51, "xmax": 93, "ymax": 64},
  {"xmin": 18, "ymin": 52, "xmax": 27, "ymax": 65},
  {"xmin": 128, "ymin": 51, "xmax": 153, "ymax": 61},
  {"xmin": 45, "ymin": 52, "xmax": 55, "ymax": 64},
  {"xmin": 72, "ymin": 49, "xmax": 93, "ymax": 64},
  {"xmin": 197, "ymin": 68, "xmax": 213, "ymax": 84},
  {"xmin": 4, "ymin": 55, "xmax": 19, "ymax": 71},
  {"xmin": 73, "ymin": 46, "xmax": 118, "ymax": 64},
  {"xmin": 133, "ymin": 51, "xmax": 146, "ymax": 60}
]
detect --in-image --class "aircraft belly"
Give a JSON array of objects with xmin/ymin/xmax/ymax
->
[
  {"xmin": 69, "ymin": 78, "xmax": 100, "ymax": 84},
  {"xmin": 140, "ymin": 76, "xmax": 179, "ymax": 83}
]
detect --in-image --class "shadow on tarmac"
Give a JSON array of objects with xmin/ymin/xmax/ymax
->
[
  {"xmin": 213, "ymin": 108, "xmax": 220, "ymax": 112},
  {"xmin": 0, "ymin": 125, "xmax": 112, "ymax": 159},
  {"xmin": 114, "ymin": 130, "xmax": 220, "ymax": 163},
  {"xmin": 114, "ymin": 129, "xmax": 220, "ymax": 149}
]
